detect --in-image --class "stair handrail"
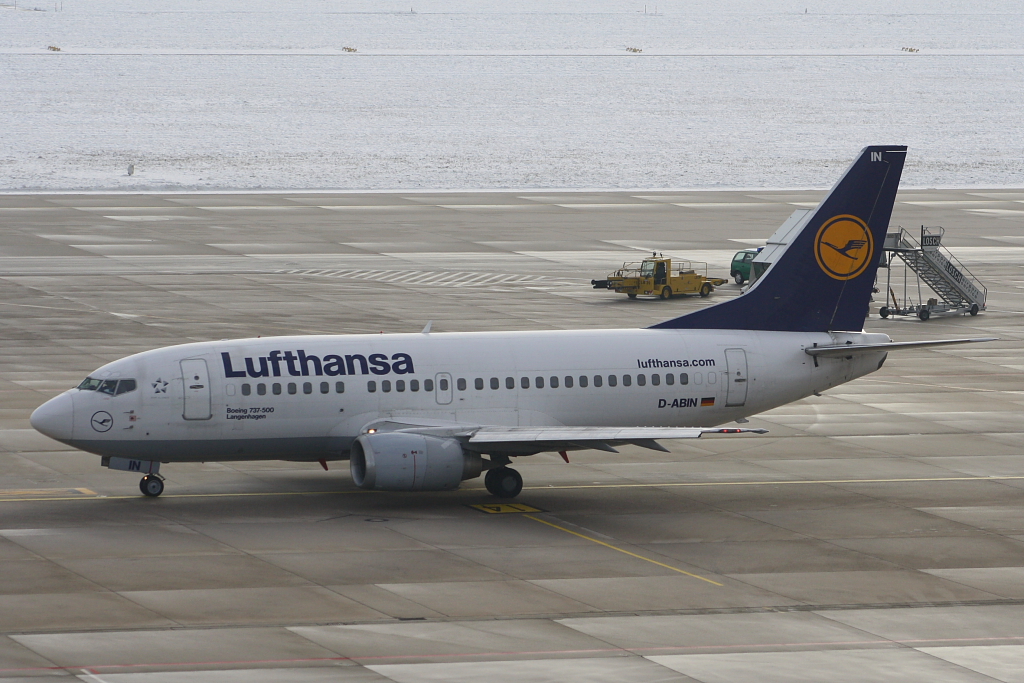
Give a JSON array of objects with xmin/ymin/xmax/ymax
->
[{"xmin": 919, "ymin": 225, "xmax": 987, "ymax": 305}]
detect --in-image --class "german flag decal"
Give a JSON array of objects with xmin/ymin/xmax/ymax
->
[{"xmin": 701, "ymin": 397, "xmax": 715, "ymax": 407}]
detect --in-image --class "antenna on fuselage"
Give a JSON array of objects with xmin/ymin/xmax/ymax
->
[{"xmin": 421, "ymin": 320, "xmax": 433, "ymax": 334}]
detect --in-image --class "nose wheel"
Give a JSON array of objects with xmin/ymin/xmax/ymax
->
[
  {"xmin": 484, "ymin": 466, "xmax": 523, "ymax": 499},
  {"xmin": 140, "ymin": 474, "xmax": 164, "ymax": 497}
]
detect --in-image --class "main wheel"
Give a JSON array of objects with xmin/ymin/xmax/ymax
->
[
  {"xmin": 734, "ymin": 273, "xmax": 745, "ymax": 285},
  {"xmin": 699, "ymin": 283, "xmax": 712, "ymax": 298},
  {"xmin": 660, "ymin": 287, "xmax": 672, "ymax": 300},
  {"xmin": 969, "ymin": 303, "xmax": 979, "ymax": 316},
  {"xmin": 484, "ymin": 467, "xmax": 523, "ymax": 499},
  {"xmin": 918, "ymin": 308, "xmax": 930, "ymax": 321},
  {"xmin": 879, "ymin": 306, "xmax": 889, "ymax": 318},
  {"xmin": 140, "ymin": 475, "xmax": 164, "ymax": 497}
]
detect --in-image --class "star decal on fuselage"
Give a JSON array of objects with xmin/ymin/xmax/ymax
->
[{"xmin": 152, "ymin": 378, "xmax": 168, "ymax": 393}]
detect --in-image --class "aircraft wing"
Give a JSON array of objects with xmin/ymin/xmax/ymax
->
[
  {"xmin": 364, "ymin": 419, "xmax": 766, "ymax": 455},
  {"xmin": 467, "ymin": 426, "xmax": 766, "ymax": 454},
  {"xmin": 805, "ymin": 337, "xmax": 996, "ymax": 358}
]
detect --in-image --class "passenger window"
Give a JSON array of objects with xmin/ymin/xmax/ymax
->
[
  {"xmin": 382, "ymin": 380, "xmax": 392, "ymax": 393},
  {"xmin": 550, "ymin": 376, "xmax": 559, "ymax": 388},
  {"xmin": 506, "ymin": 377, "xmax": 515, "ymax": 390},
  {"xmin": 679, "ymin": 373, "xmax": 688, "ymax": 385},
  {"xmin": 98, "ymin": 379, "xmax": 118, "ymax": 395},
  {"xmin": 77, "ymin": 377, "xmax": 102, "ymax": 391},
  {"xmin": 367, "ymin": 381, "xmax": 377, "ymax": 393},
  {"xmin": 608, "ymin": 375, "xmax": 617, "ymax": 387},
  {"xmin": 651, "ymin": 374, "xmax": 660, "ymax": 386},
  {"xmin": 287, "ymin": 383, "xmax": 296, "ymax": 395},
  {"xmin": 303, "ymin": 382, "xmax": 312, "ymax": 394},
  {"xmin": 565, "ymin": 376, "xmax": 574, "ymax": 388},
  {"xmin": 257, "ymin": 383, "xmax": 267, "ymax": 396},
  {"xmin": 115, "ymin": 379, "xmax": 137, "ymax": 395},
  {"xmin": 320, "ymin": 382, "xmax": 329, "ymax": 394},
  {"xmin": 535, "ymin": 377, "xmax": 544, "ymax": 389},
  {"xmin": 335, "ymin": 381, "xmax": 345, "ymax": 393},
  {"xmin": 666, "ymin": 373, "xmax": 674, "ymax": 386},
  {"xmin": 273, "ymin": 383, "xmax": 282, "ymax": 395},
  {"xmin": 475, "ymin": 378, "xmax": 484, "ymax": 390},
  {"xmin": 521, "ymin": 376, "xmax": 529, "ymax": 389},
  {"xmin": 410, "ymin": 379, "xmax": 419, "ymax": 392},
  {"xmin": 581, "ymin": 375, "xmax": 590, "ymax": 388},
  {"xmin": 396, "ymin": 380, "xmax": 405, "ymax": 392},
  {"xmin": 636, "ymin": 374, "xmax": 645, "ymax": 386},
  {"xmin": 708, "ymin": 372, "xmax": 717, "ymax": 385},
  {"xmin": 457, "ymin": 378, "xmax": 466, "ymax": 391},
  {"xmin": 623, "ymin": 375, "xmax": 632, "ymax": 387},
  {"xmin": 694, "ymin": 373, "xmax": 703, "ymax": 385},
  {"xmin": 426, "ymin": 378, "xmax": 436, "ymax": 392},
  {"xmin": 438, "ymin": 378, "xmax": 447, "ymax": 391},
  {"xmin": 242, "ymin": 383, "xmax": 251, "ymax": 396},
  {"xmin": 225, "ymin": 384, "xmax": 236, "ymax": 396},
  {"xmin": 592, "ymin": 375, "xmax": 601, "ymax": 387}
]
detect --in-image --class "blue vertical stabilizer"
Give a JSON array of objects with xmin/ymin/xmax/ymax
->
[{"xmin": 651, "ymin": 146, "xmax": 907, "ymax": 333}]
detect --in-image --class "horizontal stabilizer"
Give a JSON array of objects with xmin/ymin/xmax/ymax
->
[{"xmin": 805, "ymin": 337, "xmax": 996, "ymax": 357}]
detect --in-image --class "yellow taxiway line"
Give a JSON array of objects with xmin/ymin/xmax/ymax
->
[{"xmin": 522, "ymin": 513, "xmax": 723, "ymax": 586}]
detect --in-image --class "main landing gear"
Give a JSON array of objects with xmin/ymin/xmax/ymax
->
[
  {"xmin": 140, "ymin": 474, "xmax": 164, "ymax": 497},
  {"xmin": 484, "ymin": 466, "xmax": 523, "ymax": 499}
]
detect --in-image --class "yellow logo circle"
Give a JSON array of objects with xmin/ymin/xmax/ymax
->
[{"xmin": 813, "ymin": 215, "xmax": 873, "ymax": 281}]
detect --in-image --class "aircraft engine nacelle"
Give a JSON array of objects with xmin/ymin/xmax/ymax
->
[{"xmin": 350, "ymin": 432, "xmax": 481, "ymax": 492}]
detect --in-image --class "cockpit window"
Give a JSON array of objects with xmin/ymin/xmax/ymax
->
[
  {"xmin": 115, "ymin": 379, "xmax": 137, "ymax": 395},
  {"xmin": 77, "ymin": 377, "xmax": 137, "ymax": 396}
]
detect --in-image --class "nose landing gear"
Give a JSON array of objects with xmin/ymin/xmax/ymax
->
[{"xmin": 140, "ymin": 474, "xmax": 164, "ymax": 497}]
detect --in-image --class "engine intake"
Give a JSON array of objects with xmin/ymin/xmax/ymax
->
[{"xmin": 350, "ymin": 432, "xmax": 481, "ymax": 491}]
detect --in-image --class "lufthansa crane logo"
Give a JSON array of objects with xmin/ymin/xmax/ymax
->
[
  {"xmin": 813, "ymin": 215, "xmax": 874, "ymax": 281},
  {"xmin": 91, "ymin": 411, "xmax": 113, "ymax": 432}
]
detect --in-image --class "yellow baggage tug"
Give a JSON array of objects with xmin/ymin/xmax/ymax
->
[{"xmin": 592, "ymin": 254, "xmax": 728, "ymax": 300}]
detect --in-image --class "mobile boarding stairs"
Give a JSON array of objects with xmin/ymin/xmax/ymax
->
[{"xmin": 879, "ymin": 226, "xmax": 987, "ymax": 321}]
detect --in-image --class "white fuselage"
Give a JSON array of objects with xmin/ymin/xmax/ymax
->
[{"xmin": 43, "ymin": 328, "xmax": 888, "ymax": 462}]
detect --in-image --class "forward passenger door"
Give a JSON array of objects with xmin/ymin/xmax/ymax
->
[{"xmin": 181, "ymin": 358, "xmax": 212, "ymax": 420}]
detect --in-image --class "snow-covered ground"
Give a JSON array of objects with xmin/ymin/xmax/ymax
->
[{"xmin": 1, "ymin": 1, "xmax": 1021, "ymax": 191}]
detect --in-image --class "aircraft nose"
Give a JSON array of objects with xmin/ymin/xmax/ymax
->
[{"xmin": 30, "ymin": 392, "xmax": 74, "ymax": 442}]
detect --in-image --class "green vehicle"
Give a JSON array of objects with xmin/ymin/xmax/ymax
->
[{"xmin": 730, "ymin": 248, "xmax": 760, "ymax": 284}]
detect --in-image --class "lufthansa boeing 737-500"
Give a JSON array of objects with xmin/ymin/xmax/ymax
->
[{"xmin": 30, "ymin": 147, "xmax": 992, "ymax": 498}]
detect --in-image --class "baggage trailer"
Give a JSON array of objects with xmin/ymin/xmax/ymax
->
[{"xmin": 592, "ymin": 254, "xmax": 728, "ymax": 300}]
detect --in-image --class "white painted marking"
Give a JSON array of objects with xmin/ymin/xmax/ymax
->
[
  {"xmin": 901, "ymin": 200, "xmax": 1012, "ymax": 206},
  {"xmin": 671, "ymin": 202, "xmax": 777, "ymax": 208},
  {"xmin": 277, "ymin": 269, "xmax": 576, "ymax": 288},
  {"xmin": 316, "ymin": 205, "xmax": 423, "ymax": 210},
  {"xmin": 436, "ymin": 204, "xmax": 548, "ymax": 210},
  {"xmin": 554, "ymin": 203, "xmax": 662, "ymax": 209},
  {"xmin": 102, "ymin": 216, "xmax": 176, "ymax": 222},
  {"xmin": 192, "ymin": 205, "xmax": 306, "ymax": 211}
]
